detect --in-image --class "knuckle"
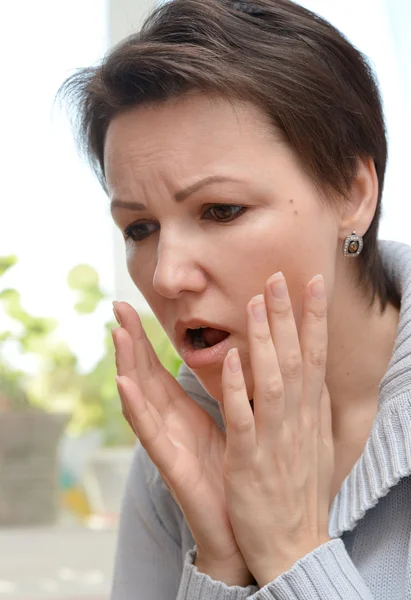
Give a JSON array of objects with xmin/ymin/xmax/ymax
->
[
  {"xmin": 301, "ymin": 406, "xmax": 321, "ymax": 431},
  {"xmin": 308, "ymin": 305, "xmax": 327, "ymax": 321},
  {"xmin": 302, "ymin": 408, "xmax": 320, "ymax": 429},
  {"xmin": 254, "ymin": 328, "xmax": 272, "ymax": 344},
  {"xmin": 228, "ymin": 378, "xmax": 245, "ymax": 393},
  {"xmin": 259, "ymin": 378, "xmax": 283, "ymax": 403},
  {"xmin": 284, "ymin": 423, "xmax": 302, "ymax": 447},
  {"xmin": 232, "ymin": 417, "xmax": 254, "ymax": 434},
  {"xmin": 272, "ymin": 303, "xmax": 293, "ymax": 320},
  {"xmin": 305, "ymin": 347, "xmax": 327, "ymax": 369},
  {"xmin": 280, "ymin": 353, "xmax": 302, "ymax": 380}
]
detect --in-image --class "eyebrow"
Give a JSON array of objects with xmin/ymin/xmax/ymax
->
[{"xmin": 110, "ymin": 175, "xmax": 242, "ymax": 213}]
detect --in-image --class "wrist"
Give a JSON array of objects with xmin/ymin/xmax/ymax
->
[{"xmin": 194, "ymin": 552, "xmax": 255, "ymax": 587}]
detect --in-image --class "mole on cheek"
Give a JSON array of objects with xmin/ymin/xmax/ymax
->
[{"xmin": 289, "ymin": 199, "xmax": 298, "ymax": 215}]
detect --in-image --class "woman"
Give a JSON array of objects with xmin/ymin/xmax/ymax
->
[{"xmin": 61, "ymin": 0, "xmax": 411, "ymax": 598}]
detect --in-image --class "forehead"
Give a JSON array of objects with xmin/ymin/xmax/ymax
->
[{"xmin": 104, "ymin": 93, "xmax": 275, "ymax": 182}]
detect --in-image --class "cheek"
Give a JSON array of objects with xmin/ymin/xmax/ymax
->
[{"xmin": 224, "ymin": 206, "xmax": 336, "ymax": 321}]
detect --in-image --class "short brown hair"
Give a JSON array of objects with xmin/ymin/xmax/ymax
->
[{"xmin": 60, "ymin": 0, "xmax": 399, "ymax": 309}]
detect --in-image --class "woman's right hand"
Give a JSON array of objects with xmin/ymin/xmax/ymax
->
[{"xmin": 112, "ymin": 301, "xmax": 254, "ymax": 587}]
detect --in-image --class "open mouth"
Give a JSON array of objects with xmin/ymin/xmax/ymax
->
[{"xmin": 186, "ymin": 326, "xmax": 230, "ymax": 350}]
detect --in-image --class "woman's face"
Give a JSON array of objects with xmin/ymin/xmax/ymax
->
[{"xmin": 106, "ymin": 93, "xmax": 341, "ymax": 402}]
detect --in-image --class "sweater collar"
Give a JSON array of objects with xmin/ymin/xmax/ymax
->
[{"xmin": 329, "ymin": 240, "xmax": 411, "ymax": 537}]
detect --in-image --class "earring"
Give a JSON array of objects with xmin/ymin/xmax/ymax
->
[{"xmin": 343, "ymin": 231, "xmax": 363, "ymax": 257}]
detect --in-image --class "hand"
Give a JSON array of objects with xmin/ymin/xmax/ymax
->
[
  {"xmin": 112, "ymin": 302, "xmax": 254, "ymax": 586},
  {"xmin": 221, "ymin": 273, "xmax": 334, "ymax": 587}
]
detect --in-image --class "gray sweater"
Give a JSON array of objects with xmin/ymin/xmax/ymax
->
[{"xmin": 112, "ymin": 240, "xmax": 411, "ymax": 600}]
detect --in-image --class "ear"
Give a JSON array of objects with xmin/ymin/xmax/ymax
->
[{"xmin": 338, "ymin": 157, "xmax": 378, "ymax": 240}]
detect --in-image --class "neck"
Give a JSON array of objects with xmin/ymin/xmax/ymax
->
[{"xmin": 326, "ymin": 271, "xmax": 399, "ymax": 438}]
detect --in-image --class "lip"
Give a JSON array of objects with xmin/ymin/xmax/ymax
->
[
  {"xmin": 180, "ymin": 332, "xmax": 232, "ymax": 369},
  {"xmin": 175, "ymin": 318, "xmax": 233, "ymax": 369}
]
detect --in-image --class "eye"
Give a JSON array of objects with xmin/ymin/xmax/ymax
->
[
  {"xmin": 123, "ymin": 204, "xmax": 246, "ymax": 241},
  {"xmin": 203, "ymin": 204, "xmax": 247, "ymax": 222},
  {"xmin": 124, "ymin": 221, "xmax": 159, "ymax": 242}
]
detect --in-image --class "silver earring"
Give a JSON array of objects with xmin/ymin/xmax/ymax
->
[{"xmin": 343, "ymin": 231, "xmax": 363, "ymax": 257}]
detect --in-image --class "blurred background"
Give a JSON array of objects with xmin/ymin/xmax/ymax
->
[{"xmin": 0, "ymin": 0, "xmax": 410, "ymax": 598}]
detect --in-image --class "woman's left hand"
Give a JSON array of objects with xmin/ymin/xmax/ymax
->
[{"xmin": 222, "ymin": 272, "xmax": 334, "ymax": 588}]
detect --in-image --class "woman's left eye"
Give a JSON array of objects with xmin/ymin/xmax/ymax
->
[{"xmin": 202, "ymin": 204, "xmax": 246, "ymax": 222}]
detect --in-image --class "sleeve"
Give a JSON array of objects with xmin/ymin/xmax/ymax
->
[
  {"xmin": 177, "ymin": 548, "xmax": 258, "ymax": 599},
  {"xmin": 246, "ymin": 538, "xmax": 374, "ymax": 600},
  {"xmin": 178, "ymin": 539, "xmax": 374, "ymax": 600}
]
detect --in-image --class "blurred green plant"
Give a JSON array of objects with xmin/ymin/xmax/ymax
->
[{"xmin": 0, "ymin": 255, "xmax": 182, "ymax": 445}]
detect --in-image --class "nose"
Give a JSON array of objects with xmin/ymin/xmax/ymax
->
[{"xmin": 152, "ymin": 239, "xmax": 207, "ymax": 299}]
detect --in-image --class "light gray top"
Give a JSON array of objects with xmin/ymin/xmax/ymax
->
[{"xmin": 111, "ymin": 240, "xmax": 411, "ymax": 600}]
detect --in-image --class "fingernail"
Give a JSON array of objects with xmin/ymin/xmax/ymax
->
[
  {"xmin": 112, "ymin": 301, "xmax": 121, "ymax": 326},
  {"xmin": 311, "ymin": 275, "xmax": 325, "ymax": 299},
  {"xmin": 227, "ymin": 348, "xmax": 240, "ymax": 373},
  {"xmin": 251, "ymin": 295, "xmax": 267, "ymax": 322},
  {"xmin": 269, "ymin": 272, "xmax": 287, "ymax": 299}
]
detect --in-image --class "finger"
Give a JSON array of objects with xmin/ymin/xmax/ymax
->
[
  {"xmin": 116, "ymin": 375, "xmax": 178, "ymax": 475},
  {"xmin": 247, "ymin": 295, "xmax": 284, "ymax": 442},
  {"xmin": 320, "ymin": 384, "xmax": 333, "ymax": 446},
  {"xmin": 264, "ymin": 272, "xmax": 302, "ymax": 423},
  {"xmin": 319, "ymin": 384, "xmax": 334, "ymax": 511},
  {"xmin": 113, "ymin": 303, "xmax": 170, "ymax": 414},
  {"xmin": 113, "ymin": 301, "xmax": 162, "ymax": 377},
  {"xmin": 112, "ymin": 325, "xmax": 166, "ymax": 421},
  {"xmin": 113, "ymin": 303, "xmax": 195, "ymax": 415},
  {"xmin": 222, "ymin": 348, "xmax": 256, "ymax": 470},
  {"xmin": 140, "ymin": 324, "xmax": 183, "ymax": 396},
  {"xmin": 112, "ymin": 327, "xmax": 140, "ymax": 429},
  {"xmin": 112, "ymin": 326, "xmax": 137, "ymax": 379},
  {"xmin": 300, "ymin": 275, "xmax": 328, "ymax": 422},
  {"xmin": 113, "ymin": 354, "xmax": 163, "ymax": 435},
  {"xmin": 115, "ymin": 374, "xmax": 135, "ymax": 433},
  {"xmin": 114, "ymin": 301, "xmax": 175, "ymax": 378},
  {"xmin": 114, "ymin": 303, "xmax": 154, "ymax": 381}
]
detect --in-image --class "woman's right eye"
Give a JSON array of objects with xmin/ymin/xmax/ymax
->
[{"xmin": 124, "ymin": 222, "xmax": 159, "ymax": 242}]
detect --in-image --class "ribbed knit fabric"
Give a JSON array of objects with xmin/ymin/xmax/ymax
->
[{"xmin": 111, "ymin": 240, "xmax": 411, "ymax": 600}]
